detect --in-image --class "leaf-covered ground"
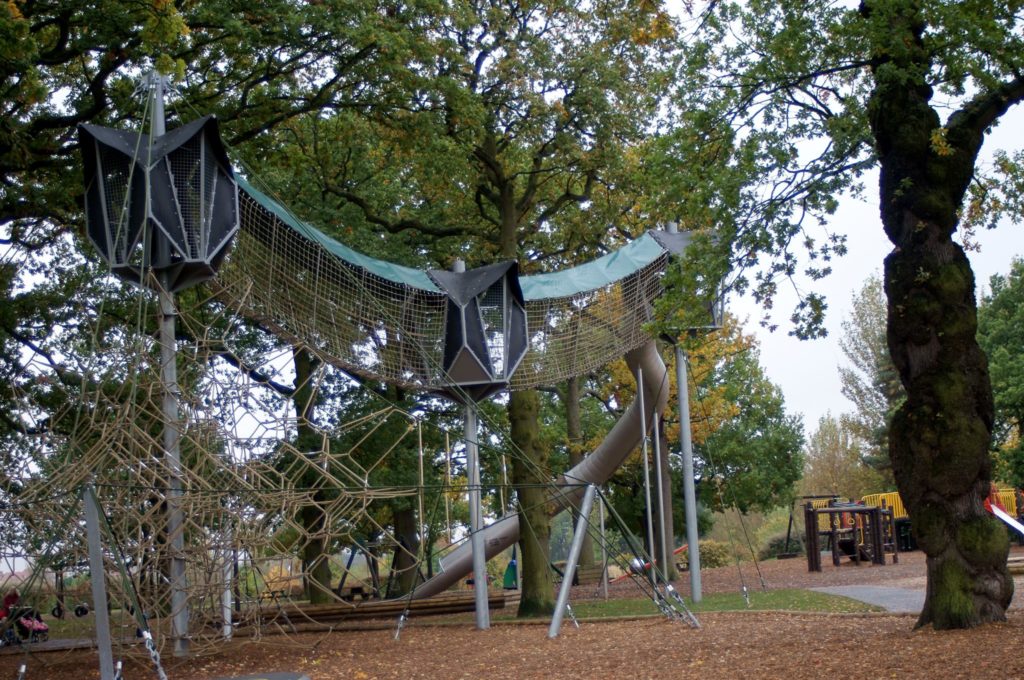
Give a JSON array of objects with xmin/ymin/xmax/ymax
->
[{"xmin": 4, "ymin": 548, "xmax": 1023, "ymax": 679}]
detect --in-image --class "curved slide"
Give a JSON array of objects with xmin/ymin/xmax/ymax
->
[
  {"xmin": 989, "ymin": 503, "xmax": 1024, "ymax": 538},
  {"xmin": 411, "ymin": 339, "xmax": 668, "ymax": 599}
]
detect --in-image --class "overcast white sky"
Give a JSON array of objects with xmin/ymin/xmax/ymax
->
[{"xmin": 734, "ymin": 169, "xmax": 1023, "ymax": 433}]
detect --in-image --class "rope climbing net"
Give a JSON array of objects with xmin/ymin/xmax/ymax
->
[{"xmin": 0, "ymin": 290, "xmax": 462, "ymax": 656}]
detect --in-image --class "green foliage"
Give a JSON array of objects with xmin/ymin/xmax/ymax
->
[
  {"xmin": 696, "ymin": 346, "xmax": 805, "ymax": 514},
  {"xmin": 802, "ymin": 413, "xmax": 887, "ymax": 500},
  {"xmin": 0, "ymin": 0, "xmax": 439, "ymax": 543},
  {"xmin": 753, "ymin": 505, "xmax": 803, "ymax": 559},
  {"xmin": 838, "ymin": 275, "xmax": 904, "ymax": 479},
  {"xmin": 758, "ymin": 532, "xmax": 804, "ymax": 560},
  {"xmin": 692, "ymin": 539, "xmax": 732, "ymax": 569},
  {"xmin": 978, "ymin": 259, "xmax": 1024, "ymax": 487}
]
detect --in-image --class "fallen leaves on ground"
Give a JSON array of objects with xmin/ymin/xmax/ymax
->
[{"xmin": 4, "ymin": 549, "xmax": 1023, "ymax": 679}]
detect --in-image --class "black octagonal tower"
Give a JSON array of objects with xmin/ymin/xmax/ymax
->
[
  {"xmin": 78, "ymin": 115, "xmax": 239, "ymax": 292},
  {"xmin": 428, "ymin": 261, "xmax": 528, "ymax": 403}
]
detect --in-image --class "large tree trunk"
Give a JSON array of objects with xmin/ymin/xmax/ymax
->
[
  {"xmin": 292, "ymin": 346, "xmax": 333, "ymax": 604},
  {"xmin": 390, "ymin": 507, "xmax": 421, "ymax": 596},
  {"xmin": 867, "ymin": 0, "xmax": 1012, "ymax": 629},
  {"xmin": 491, "ymin": 164, "xmax": 556, "ymax": 616},
  {"xmin": 510, "ymin": 389, "xmax": 555, "ymax": 616},
  {"xmin": 565, "ymin": 376, "xmax": 595, "ymax": 569},
  {"xmin": 298, "ymin": 503, "xmax": 333, "ymax": 603}
]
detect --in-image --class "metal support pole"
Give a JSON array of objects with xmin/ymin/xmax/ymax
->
[
  {"xmin": 221, "ymin": 548, "xmax": 233, "ymax": 640},
  {"xmin": 675, "ymin": 345, "xmax": 702, "ymax": 601},
  {"xmin": 638, "ymin": 369, "xmax": 658, "ymax": 590},
  {"xmin": 158, "ymin": 281, "xmax": 189, "ymax": 655},
  {"xmin": 147, "ymin": 72, "xmax": 190, "ymax": 655},
  {"xmin": 465, "ymin": 404, "xmax": 490, "ymax": 629},
  {"xmin": 83, "ymin": 485, "xmax": 116, "ymax": 680},
  {"xmin": 450, "ymin": 257, "xmax": 490, "ymax": 629},
  {"xmin": 548, "ymin": 485, "xmax": 597, "ymax": 638},
  {"xmin": 599, "ymin": 497, "xmax": 608, "ymax": 600},
  {"xmin": 445, "ymin": 432, "xmax": 452, "ymax": 544},
  {"xmin": 652, "ymin": 414, "xmax": 669, "ymax": 584},
  {"xmin": 417, "ymin": 419, "xmax": 425, "ymax": 571}
]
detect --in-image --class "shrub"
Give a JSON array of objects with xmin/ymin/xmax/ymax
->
[
  {"xmin": 697, "ymin": 540, "xmax": 733, "ymax": 569},
  {"xmin": 677, "ymin": 540, "xmax": 733, "ymax": 570},
  {"xmin": 758, "ymin": 532, "xmax": 805, "ymax": 560}
]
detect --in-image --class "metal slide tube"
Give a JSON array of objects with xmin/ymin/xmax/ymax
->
[
  {"xmin": 412, "ymin": 340, "xmax": 668, "ymax": 599},
  {"xmin": 548, "ymin": 485, "xmax": 597, "ymax": 638}
]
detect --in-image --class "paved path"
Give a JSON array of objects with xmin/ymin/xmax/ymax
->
[{"xmin": 811, "ymin": 585, "xmax": 925, "ymax": 613}]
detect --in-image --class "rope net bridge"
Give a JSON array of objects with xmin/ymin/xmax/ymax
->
[
  {"xmin": 217, "ymin": 176, "xmax": 689, "ymax": 393},
  {"xmin": 0, "ymin": 108, "xmax": 705, "ymax": 662}
]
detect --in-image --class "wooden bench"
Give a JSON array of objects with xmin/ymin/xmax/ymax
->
[{"xmin": 575, "ymin": 565, "xmax": 606, "ymax": 585}]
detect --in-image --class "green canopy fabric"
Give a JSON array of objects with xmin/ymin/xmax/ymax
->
[
  {"xmin": 519, "ymin": 233, "xmax": 667, "ymax": 300},
  {"xmin": 238, "ymin": 176, "xmax": 680, "ymax": 300},
  {"xmin": 238, "ymin": 176, "xmax": 441, "ymax": 293}
]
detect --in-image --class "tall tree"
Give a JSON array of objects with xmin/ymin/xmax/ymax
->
[
  {"xmin": 562, "ymin": 376, "xmax": 595, "ymax": 569},
  {"xmin": 693, "ymin": 341, "xmax": 804, "ymax": 516},
  {"xmin": 254, "ymin": 0, "xmax": 680, "ymax": 616},
  {"xmin": 802, "ymin": 413, "xmax": 885, "ymax": 501},
  {"xmin": 977, "ymin": 259, "xmax": 1024, "ymax": 488},
  {"xmin": 0, "ymin": 0, "xmax": 427, "ymax": 519},
  {"xmin": 838, "ymin": 274, "xmax": 903, "ymax": 480},
  {"xmin": 657, "ymin": 0, "xmax": 1024, "ymax": 629}
]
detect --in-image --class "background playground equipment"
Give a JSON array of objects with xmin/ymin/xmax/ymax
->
[
  {"xmin": 797, "ymin": 486, "xmax": 1022, "ymax": 569},
  {"xmin": 801, "ymin": 497, "xmax": 900, "ymax": 572},
  {"xmin": 862, "ymin": 488, "xmax": 1020, "ymax": 552}
]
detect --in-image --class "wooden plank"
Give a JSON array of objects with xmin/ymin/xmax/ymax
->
[{"xmin": 230, "ymin": 591, "xmax": 507, "ymax": 628}]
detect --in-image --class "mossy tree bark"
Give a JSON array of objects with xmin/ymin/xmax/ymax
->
[
  {"xmin": 390, "ymin": 507, "xmax": 421, "ymax": 596},
  {"xmin": 865, "ymin": 1, "xmax": 1017, "ymax": 629},
  {"xmin": 565, "ymin": 376, "xmax": 595, "ymax": 570},
  {"xmin": 489, "ymin": 153, "xmax": 557, "ymax": 617},
  {"xmin": 292, "ymin": 346, "xmax": 334, "ymax": 604},
  {"xmin": 509, "ymin": 389, "xmax": 555, "ymax": 616}
]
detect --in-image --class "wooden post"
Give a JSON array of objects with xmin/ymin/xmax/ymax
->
[
  {"xmin": 871, "ymin": 508, "xmax": 885, "ymax": 565},
  {"xmin": 803, "ymin": 504, "xmax": 812, "ymax": 572},
  {"xmin": 851, "ymin": 510, "xmax": 861, "ymax": 566},
  {"xmin": 889, "ymin": 506, "xmax": 900, "ymax": 564},
  {"xmin": 829, "ymin": 509, "xmax": 840, "ymax": 567},
  {"xmin": 804, "ymin": 503, "xmax": 821, "ymax": 572}
]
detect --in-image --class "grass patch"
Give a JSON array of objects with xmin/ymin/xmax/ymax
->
[
  {"xmin": 687, "ymin": 589, "xmax": 884, "ymax": 614},
  {"xmin": 485, "ymin": 589, "xmax": 882, "ymax": 621}
]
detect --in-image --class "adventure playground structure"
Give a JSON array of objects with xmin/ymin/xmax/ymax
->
[{"xmin": 0, "ymin": 77, "xmax": 707, "ymax": 675}]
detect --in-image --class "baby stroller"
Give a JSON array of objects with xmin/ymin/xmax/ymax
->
[{"xmin": 10, "ymin": 610, "xmax": 48, "ymax": 643}]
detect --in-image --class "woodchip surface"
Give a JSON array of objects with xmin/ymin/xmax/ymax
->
[{"xmin": 4, "ymin": 548, "xmax": 1024, "ymax": 679}]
